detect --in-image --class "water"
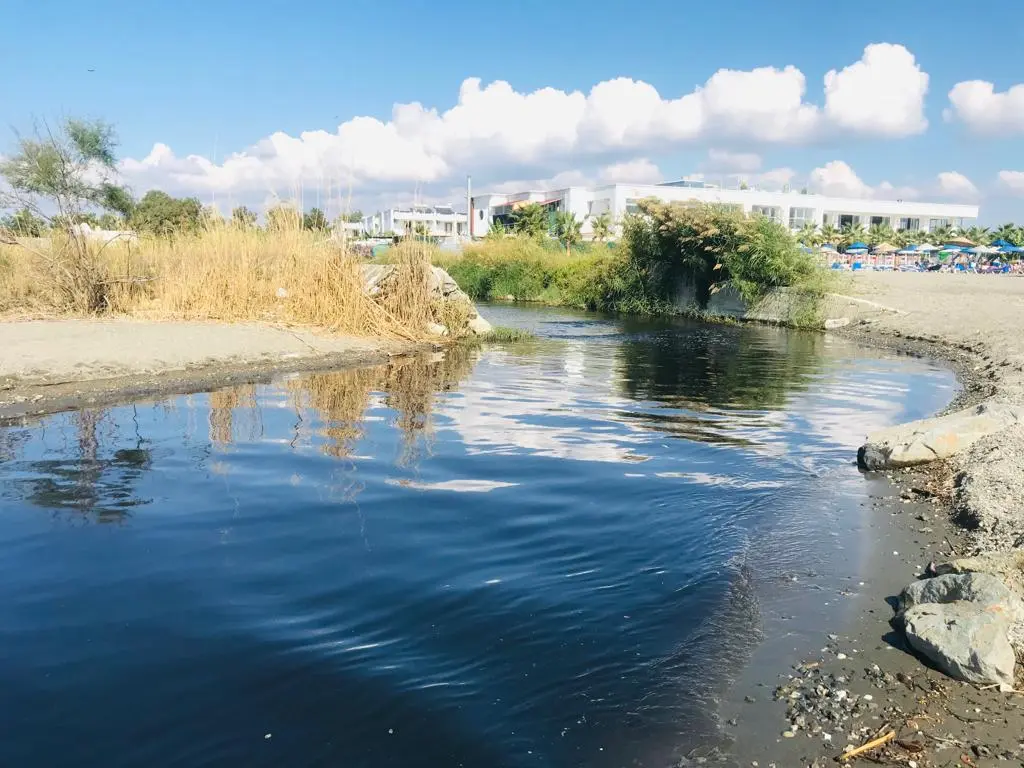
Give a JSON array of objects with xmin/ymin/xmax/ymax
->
[{"xmin": 0, "ymin": 307, "xmax": 955, "ymax": 768}]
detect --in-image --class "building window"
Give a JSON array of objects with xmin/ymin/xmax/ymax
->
[
  {"xmin": 898, "ymin": 217, "xmax": 920, "ymax": 231},
  {"xmin": 929, "ymin": 218, "xmax": 949, "ymax": 230},
  {"xmin": 478, "ymin": 210, "xmax": 485, "ymax": 220},
  {"xmin": 751, "ymin": 205, "xmax": 782, "ymax": 222},
  {"xmin": 625, "ymin": 198, "xmax": 642, "ymax": 214},
  {"xmin": 870, "ymin": 216, "xmax": 887, "ymax": 228},
  {"xmin": 838, "ymin": 214, "xmax": 857, "ymax": 228},
  {"xmin": 789, "ymin": 207, "xmax": 816, "ymax": 229},
  {"xmin": 444, "ymin": 222, "xmax": 453, "ymax": 234}
]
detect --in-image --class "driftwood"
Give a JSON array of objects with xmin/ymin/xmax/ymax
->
[{"xmin": 837, "ymin": 730, "xmax": 895, "ymax": 762}]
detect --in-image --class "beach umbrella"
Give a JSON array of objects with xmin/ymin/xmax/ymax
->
[
  {"xmin": 873, "ymin": 242, "xmax": 898, "ymax": 253},
  {"xmin": 915, "ymin": 243, "xmax": 939, "ymax": 252},
  {"xmin": 944, "ymin": 237, "xmax": 976, "ymax": 247},
  {"xmin": 848, "ymin": 241, "xmax": 869, "ymax": 250},
  {"xmin": 992, "ymin": 238, "xmax": 1016, "ymax": 248}
]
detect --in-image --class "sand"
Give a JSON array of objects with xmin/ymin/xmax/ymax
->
[
  {"xmin": 0, "ymin": 318, "xmax": 417, "ymax": 422},
  {"xmin": 722, "ymin": 272, "xmax": 1024, "ymax": 767}
]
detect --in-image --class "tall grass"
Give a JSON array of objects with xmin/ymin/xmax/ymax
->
[{"xmin": 0, "ymin": 226, "xmax": 454, "ymax": 340}]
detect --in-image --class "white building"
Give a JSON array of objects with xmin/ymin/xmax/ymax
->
[
  {"xmin": 470, "ymin": 181, "xmax": 980, "ymax": 239},
  {"xmin": 362, "ymin": 205, "xmax": 468, "ymax": 239}
]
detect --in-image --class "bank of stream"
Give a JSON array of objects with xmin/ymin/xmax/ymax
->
[{"xmin": 0, "ymin": 304, "xmax": 959, "ymax": 767}]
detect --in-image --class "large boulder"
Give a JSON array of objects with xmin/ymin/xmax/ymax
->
[
  {"xmin": 898, "ymin": 573, "xmax": 1024, "ymax": 624},
  {"xmin": 359, "ymin": 264, "xmax": 491, "ymax": 336},
  {"xmin": 903, "ymin": 602, "xmax": 1016, "ymax": 689},
  {"xmin": 858, "ymin": 401, "xmax": 1024, "ymax": 470},
  {"xmin": 935, "ymin": 551, "xmax": 1024, "ymax": 593}
]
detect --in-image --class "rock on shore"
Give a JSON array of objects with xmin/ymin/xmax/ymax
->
[
  {"xmin": 360, "ymin": 264, "xmax": 492, "ymax": 337},
  {"xmin": 857, "ymin": 401, "xmax": 1024, "ymax": 470}
]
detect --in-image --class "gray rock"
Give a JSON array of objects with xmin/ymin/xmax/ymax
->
[
  {"xmin": 898, "ymin": 573, "xmax": 1024, "ymax": 623},
  {"xmin": 858, "ymin": 400, "xmax": 1024, "ymax": 470},
  {"xmin": 903, "ymin": 602, "xmax": 1016, "ymax": 689},
  {"xmin": 467, "ymin": 315, "xmax": 493, "ymax": 335},
  {"xmin": 823, "ymin": 317, "xmax": 851, "ymax": 329},
  {"xmin": 425, "ymin": 322, "xmax": 448, "ymax": 337}
]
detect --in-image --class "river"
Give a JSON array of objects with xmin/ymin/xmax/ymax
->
[{"xmin": 0, "ymin": 306, "xmax": 955, "ymax": 767}]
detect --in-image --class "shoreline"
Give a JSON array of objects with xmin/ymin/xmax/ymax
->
[
  {"xmin": 0, "ymin": 318, "xmax": 429, "ymax": 425},
  {"xmin": 720, "ymin": 273, "xmax": 1024, "ymax": 766}
]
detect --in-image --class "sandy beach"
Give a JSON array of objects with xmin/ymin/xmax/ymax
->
[
  {"xmin": 722, "ymin": 272, "xmax": 1024, "ymax": 767},
  {"xmin": 0, "ymin": 319, "xmax": 419, "ymax": 423}
]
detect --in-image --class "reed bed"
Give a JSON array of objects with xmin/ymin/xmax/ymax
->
[{"xmin": 0, "ymin": 226, "xmax": 448, "ymax": 340}]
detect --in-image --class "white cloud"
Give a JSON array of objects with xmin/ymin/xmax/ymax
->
[
  {"xmin": 598, "ymin": 158, "xmax": 663, "ymax": 184},
  {"xmin": 705, "ymin": 149, "xmax": 762, "ymax": 173},
  {"xmin": 753, "ymin": 167, "xmax": 798, "ymax": 189},
  {"xmin": 823, "ymin": 43, "xmax": 928, "ymax": 137},
  {"xmin": 115, "ymin": 43, "xmax": 934, "ymax": 203},
  {"xmin": 946, "ymin": 80, "xmax": 1024, "ymax": 134},
  {"xmin": 998, "ymin": 170, "xmax": 1024, "ymax": 194},
  {"xmin": 808, "ymin": 160, "xmax": 920, "ymax": 199},
  {"xmin": 936, "ymin": 171, "xmax": 978, "ymax": 200}
]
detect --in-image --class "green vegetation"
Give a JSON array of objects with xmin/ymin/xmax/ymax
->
[
  {"xmin": 435, "ymin": 200, "xmax": 830, "ymax": 326},
  {"xmin": 133, "ymin": 190, "xmax": 203, "ymax": 234},
  {"xmin": 510, "ymin": 202, "xmax": 551, "ymax": 239},
  {"xmin": 553, "ymin": 211, "xmax": 582, "ymax": 256},
  {"xmin": 474, "ymin": 326, "xmax": 538, "ymax": 343}
]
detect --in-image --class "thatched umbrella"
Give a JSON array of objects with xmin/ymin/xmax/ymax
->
[{"xmin": 873, "ymin": 242, "xmax": 898, "ymax": 253}]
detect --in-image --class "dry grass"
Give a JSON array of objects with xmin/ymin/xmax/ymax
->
[{"xmin": 0, "ymin": 226, "xmax": 455, "ymax": 340}]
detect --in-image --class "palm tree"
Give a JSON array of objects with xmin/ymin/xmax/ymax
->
[
  {"xmin": 554, "ymin": 211, "xmax": 582, "ymax": 256},
  {"xmin": 590, "ymin": 212, "xmax": 612, "ymax": 243},
  {"xmin": 993, "ymin": 223, "xmax": 1023, "ymax": 246},
  {"xmin": 868, "ymin": 224, "xmax": 895, "ymax": 247},
  {"xmin": 964, "ymin": 225, "xmax": 991, "ymax": 245},
  {"xmin": 819, "ymin": 224, "xmax": 840, "ymax": 246},
  {"xmin": 796, "ymin": 222, "xmax": 821, "ymax": 247},
  {"xmin": 839, "ymin": 221, "xmax": 867, "ymax": 250},
  {"xmin": 929, "ymin": 224, "xmax": 956, "ymax": 244}
]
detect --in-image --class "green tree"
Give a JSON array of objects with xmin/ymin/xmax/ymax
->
[
  {"xmin": 964, "ymin": 225, "xmax": 991, "ymax": 245},
  {"xmin": 341, "ymin": 210, "xmax": 363, "ymax": 223},
  {"xmin": 819, "ymin": 224, "xmax": 840, "ymax": 246},
  {"xmin": 993, "ymin": 223, "xmax": 1023, "ymax": 247},
  {"xmin": 930, "ymin": 224, "xmax": 956, "ymax": 244},
  {"xmin": 0, "ymin": 118, "xmax": 130, "ymax": 243},
  {"xmin": 231, "ymin": 206, "xmax": 257, "ymax": 229},
  {"xmin": 266, "ymin": 204, "xmax": 302, "ymax": 231},
  {"xmin": 554, "ymin": 211, "xmax": 582, "ymax": 256},
  {"xmin": 303, "ymin": 207, "xmax": 329, "ymax": 231},
  {"xmin": 867, "ymin": 224, "xmax": 895, "ymax": 247},
  {"xmin": 796, "ymin": 222, "xmax": 820, "ymax": 247},
  {"xmin": 590, "ymin": 212, "xmax": 612, "ymax": 243},
  {"xmin": 96, "ymin": 213, "xmax": 125, "ymax": 230},
  {"xmin": 1, "ymin": 207, "xmax": 47, "ymax": 236},
  {"xmin": 131, "ymin": 190, "xmax": 202, "ymax": 235},
  {"xmin": 511, "ymin": 202, "xmax": 549, "ymax": 239},
  {"xmin": 485, "ymin": 220, "xmax": 507, "ymax": 240},
  {"xmin": 839, "ymin": 221, "xmax": 867, "ymax": 250}
]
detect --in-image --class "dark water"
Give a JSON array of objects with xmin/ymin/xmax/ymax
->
[{"xmin": 0, "ymin": 307, "xmax": 954, "ymax": 768}]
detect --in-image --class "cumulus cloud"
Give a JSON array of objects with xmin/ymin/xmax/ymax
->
[
  {"xmin": 998, "ymin": 170, "xmax": 1024, "ymax": 194},
  {"xmin": 824, "ymin": 43, "xmax": 929, "ymax": 137},
  {"xmin": 808, "ymin": 161, "xmax": 920, "ymax": 199},
  {"xmin": 597, "ymin": 158, "xmax": 663, "ymax": 184},
  {"xmin": 116, "ymin": 43, "xmax": 932, "ymax": 202},
  {"xmin": 936, "ymin": 171, "xmax": 979, "ymax": 199},
  {"xmin": 946, "ymin": 81, "xmax": 1024, "ymax": 134},
  {"xmin": 704, "ymin": 149, "xmax": 762, "ymax": 173}
]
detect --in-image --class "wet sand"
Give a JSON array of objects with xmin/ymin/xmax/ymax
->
[
  {"xmin": 0, "ymin": 319, "xmax": 422, "ymax": 423},
  {"xmin": 724, "ymin": 273, "xmax": 1024, "ymax": 767}
]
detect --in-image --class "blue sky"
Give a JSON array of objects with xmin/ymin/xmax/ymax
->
[{"xmin": 1, "ymin": 0, "xmax": 1022, "ymax": 223}]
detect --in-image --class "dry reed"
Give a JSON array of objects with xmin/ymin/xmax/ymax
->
[{"xmin": 0, "ymin": 225, "xmax": 456, "ymax": 340}]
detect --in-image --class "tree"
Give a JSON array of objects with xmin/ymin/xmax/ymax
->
[
  {"xmin": 231, "ymin": 206, "xmax": 257, "ymax": 229},
  {"xmin": 930, "ymin": 224, "xmax": 956, "ymax": 244},
  {"xmin": 796, "ymin": 222, "xmax": 820, "ymax": 247},
  {"xmin": 819, "ymin": 224, "xmax": 840, "ymax": 246},
  {"xmin": 964, "ymin": 225, "xmax": 990, "ymax": 245},
  {"xmin": 590, "ymin": 212, "xmax": 612, "ymax": 243},
  {"xmin": 1, "ymin": 207, "xmax": 47, "ymax": 236},
  {"xmin": 554, "ymin": 211, "xmax": 582, "ymax": 256},
  {"xmin": 839, "ymin": 221, "xmax": 867, "ymax": 249},
  {"xmin": 993, "ymin": 223, "xmax": 1023, "ymax": 247},
  {"xmin": 97, "ymin": 213, "xmax": 125, "ymax": 230},
  {"xmin": 266, "ymin": 204, "xmax": 302, "ymax": 231},
  {"xmin": 485, "ymin": 220, "xmax": 507, "ymax": 240},
  {"xmin": 0, "ymin": 117, "xmax": 134, "ymax": 311},
  {"xmin": 303, "ymin": 207, "xmax": 329, "ymax": 231},
  {"xmin": 131, "ymin": 190, "xmax": 202, "ymax": 235},
  {"xmin": 511, "ymin": 202, "xmax": 549, "ymax": 239},
  {"xmin": 867, "ymin": 224, "xmax": 895, "ymax": 247},
  {"xmin": 340, "ymin": 210, "xmax": 363, "ymax": 223}
]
